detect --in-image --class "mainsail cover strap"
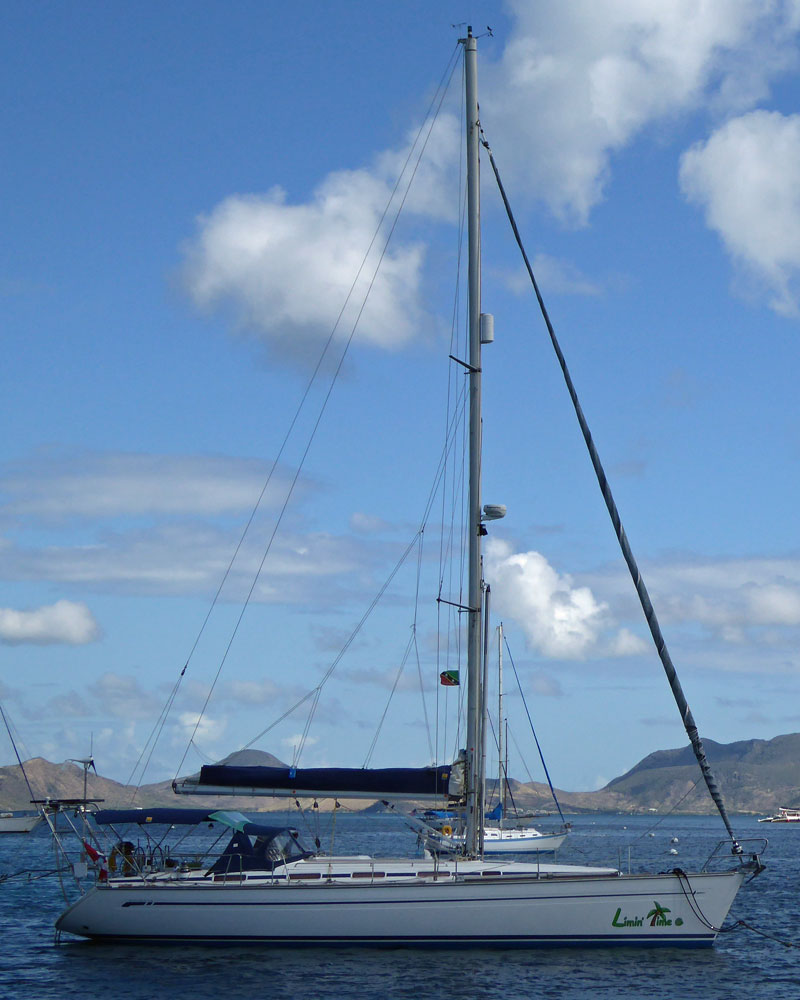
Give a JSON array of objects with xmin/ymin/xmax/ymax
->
[
  {"xmin": 176, "ymin": 764, "xmax": 457, "ymax": 802},
  {"xmin": 483, "ymin": 136, "xmax": 742, "ymax": 853}
]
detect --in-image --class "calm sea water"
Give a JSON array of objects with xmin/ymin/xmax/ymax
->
[{"xmin": 0, "ymin": 812, "xmax": 797, "ymax": 999}]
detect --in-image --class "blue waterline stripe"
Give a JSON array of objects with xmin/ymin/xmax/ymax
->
[{"xmin": 81, "ymin": 932, "xmax": 716, "ymax": 947}]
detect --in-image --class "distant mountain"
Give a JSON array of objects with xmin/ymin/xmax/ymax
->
[
  {"xmin": 593, "ymin": 733, "xmax": 800, "ymax": 814},
  {"xmin": 1, "ymin": 735, "xmax": 797, "ymax": 814},
  {"xmin": 0, "ymin": 750, "xmax": 290, "ymax": 813},
  {"xmin": 511, "ymin": 733, "xmax": 800, "ymax": 815},
  {"xmin": 490, "ymin": 734, "xmax": 800, "ymax": 815},
  {"xmin": 217, "ymin": 749, "xmax": 287, "ymax": 768}
]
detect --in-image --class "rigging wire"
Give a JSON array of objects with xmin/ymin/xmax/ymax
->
[
  {"xmin": 287, "ymin": 50, "xmax": 475, "ymax": 777},
  {"xmin": 113, "ymin": 43, "xmax": 462, "ymax": 789},
  {"xmin": 284, "ymin": 349, "xmax": 472, "ymax": 764},
  {"xmin": 292, "ymin": 377, "xmax": 468, "ymax": 763},
  {"xmin": 414, "ymin": 629, "xmax": 435, "ymax": 764},
  {"xmin": 507, "ymin": 726, "xmax": 536, "ymax": 786},
  {"xmin": 242, "ymin": 374, "xmax": 469, "ymax": 768},
  {"xmin": 626, "ymin": 777, "xmax": 703, "ymax": 843},
  {"xmin": 503, "ymin": 637, "xmax": 566, "ymax": 825},
  {"xmin": 173, "ymin": 45, "xmax": 463, "ymax": 777},
  {"xmin": 239, "ymin": 529, "xmax": 424, "ymax": 755},
  {"xmin": 364, "ymin": 627, "xmax": 417, "ymax": 768},
  {"xmin": 237, "ymin": 369, "xmax": 469, "ymax": 764},
  {"xmin": 436, "ymin": 53, "xmax": 468, "ymax": 774},
  {"xmin": 363, "ymin": 529, "xmax": 434, "ymax": 766},
  {"xmin": 412, "ymin": 529, "xmax": 435, "ymax": 763},
  {"xmin": 482, "ymin": 128, "xmax": 742, "ymax": 854},
  {"xmin": 0, "ymin": 702, "xmax": 38, "ymax": 807},
  {"xmin": 482, "ymin": 702, "xmax": 523, "ymax": 818}
]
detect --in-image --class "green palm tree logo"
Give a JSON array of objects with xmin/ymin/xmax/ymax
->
[{"xmin": 647, "ymin": 901, "xmax": 671, "ymax": 926}]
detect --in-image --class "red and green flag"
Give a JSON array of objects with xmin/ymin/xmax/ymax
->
[{"xmin": 439, "ymin": 669, "xmax": 460, "ymax": 687}]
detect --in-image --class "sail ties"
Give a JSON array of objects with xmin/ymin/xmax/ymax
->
[{"xmin": 482, "ymin": 135, "xmax": 742, "ymax": 855}]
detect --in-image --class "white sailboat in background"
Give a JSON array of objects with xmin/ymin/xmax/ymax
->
[
  {"xmin": 418, "ymin": 622, "xmax": 569, "ymax": 856},
  {"xmin": 52, "ymin": 28, "xmax": 764, "ymax": 947},
  {"xmin": 0, "ymin": 811, "xmax": 45, "ymax": 834},
  {"xmin": 479, "ymin": 622, "xmax": 569, "ymax": 854},
  {"xmin": 0, "ymin": 703, "xmax": 49, "ymax": 834}
]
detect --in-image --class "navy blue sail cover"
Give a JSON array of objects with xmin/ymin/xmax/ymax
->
[{"xmin": 191, "ymin": 764, "xmax": 454, "ymax": 799}]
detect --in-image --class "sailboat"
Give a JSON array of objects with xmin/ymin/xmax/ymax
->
[
  {"xmin": 54, "ymin": 28, "xmax": 763, "ymax": 946},
  {"xmin": 0, "ymin": 704, "xmax": 49, "ymax": 833},
  {"xmin": 416, "ymin": 805, "xmax": 567, "ymax": 856},
  {"xmin": 0, "ymin": 811, "xmax": 46, "ymax": 834},
  {"xmin": 417, "ymin": 623, "xmax": 569, "ymax": 856}
]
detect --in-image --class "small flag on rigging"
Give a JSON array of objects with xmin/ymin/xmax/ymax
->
[{"xmin": 439, "ymin": 669, "xmax": 460, "ymax": 687}]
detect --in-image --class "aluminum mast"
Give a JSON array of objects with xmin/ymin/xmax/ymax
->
[{"xmin": 463, "ymin": 27, "xmax": 484, "ymax": 857}]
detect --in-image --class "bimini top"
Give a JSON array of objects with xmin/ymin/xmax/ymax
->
[{"xmin": 91, "ymin": 807, "xmax": 291, "ymax": 839}]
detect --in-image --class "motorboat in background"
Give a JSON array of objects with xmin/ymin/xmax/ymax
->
[{"xmin": 758, "ymin": 807, "xmax": 800, "ymax": 823}]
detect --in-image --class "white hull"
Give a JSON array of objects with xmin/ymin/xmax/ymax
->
[
  {"xmin": 483, "ymin": 831, "xmax": 567, "ymax": 854},
  {"xmin": 56, "ymin": 856, "xmax": 744, "ymax": 947},
  {"xmin": 758, "ymin": 808, "xmax": 800, "ymax": 823},
  {"xmin": 0, "ymin": 812, "xmax": 44, "ymax": 834},
  {"xmin": 450, "ymin": 829, "xmax": 567, "ymax": 854}
]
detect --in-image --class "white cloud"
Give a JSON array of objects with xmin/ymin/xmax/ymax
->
[
  {"xmin": 503, "ymin": 254, "xmax": 601, "ymax": 297},
  {"xmin": 0, "ymin": 599, "xmax": 99, "ymax": 645},
  {"xmin": 485, "ymin": 538, "xmax": 637, "ymax": 659},
  {"xmin": 350, "ymin": 512, "xmax": 391, "ymax": 534},
  {"xmin": 0, "ymin": 451, "xmax": 290, "ymax": 519},
  {"xmin": 0, "ymin": 448, "xmax": 374, "ymax": 602},
  {"xmin": 33, "ymin": 674, "xmax": 163, "ymax": 731},
  {"xmin": 281, "ymin": 733, "xmax": 318, "ymax": 752},
  {"xmin": 339, "ymin": 666, "xmax": 424, "ymax": 693},
  {"xmin": 42, "ymin": 691, "xmax": 93, "ymax": 718},
  {"xmin": 92, "ymin": 672, "xmax": 161, "ymax": 720},
  {"xmin": 575, "ymin": 554, "xmax": 800, "ymax": 674},
  {"xmin": 487, "ymin": 0, "xmax": 800, "ymax": 223},
  {"xmin": 228, "ymin": 679, "xmax": 280, "ymax": 705},
  {"xmin": 181, "ymin": 114, "xmax": 461, "ymax": 363},
  {"xmin": 177, "ymin": 711, "xmax": 227, "ymax": 746},
  {"xmin": 527, "ymin": 672, "xmax": 564, "ymax": 697},
  {"xmin": 606, "ymin": 627, "xmax": 648, "ymax": 656},
  {"xmin": 652, "ymin": 557, "xmax": 800, "ymax": 636},
  {"xmin": 680, "ymin": 110, "xmax": 800, "ymax": 315},
  {"xmin": 177, "ymin": 4, "xmax": 800, "ymax": 357},
  {"xmin": 2, "ymin": 522, "xmax": 369, "ymax": 601},
  {"xmin": 182, "ymin": 184, "xmax": 420, "ymax": 361}
]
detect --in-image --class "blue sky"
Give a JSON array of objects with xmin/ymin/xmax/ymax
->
[{"xmin": 3, "ymin": 1, "xmax": 800, "ymax": 795}]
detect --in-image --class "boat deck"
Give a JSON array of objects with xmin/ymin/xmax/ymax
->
[{"xmin": 110, "ymin": 855, "xmax": 620, "ymax": 887}]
